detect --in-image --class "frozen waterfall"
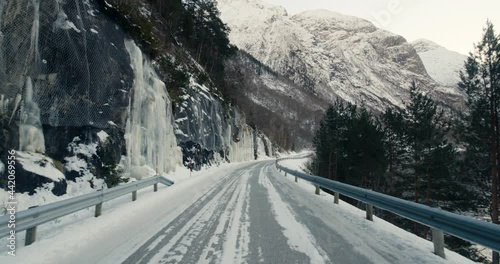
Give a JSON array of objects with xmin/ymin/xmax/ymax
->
[
  {"xmin": 19, "ymin": 77, "xmax": 45, "ymax": 153},
  {"xmin": 124, "ymin": 40, "xmax": 182, "ymax": 179},
  {"xmin": 226, "ymin": 112, "xmax": 255, "ymax": 162},
  {"xmin": 17, "ymin": 0, "xmax": 45, "ymax": 153}
]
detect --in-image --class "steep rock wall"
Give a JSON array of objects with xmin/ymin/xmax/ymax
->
[
  {"xmin": 174, "ymin": 81, "xmax": 270, "ymax": 169},
  {"xmin": 0, "ymin": 0, "xmax": 270, "ymax": 196}
]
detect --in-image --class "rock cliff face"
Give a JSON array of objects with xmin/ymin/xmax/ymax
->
[
  {"xmin": 217, "ymin": 0, "xmax": 464, "ymax": 112},
  {"xmin": 174, "ymin": 80, "xmax": 265, "ymax": 169},
  {"xmin": 0, "ymin": 0, "xmax": 271, "ymax": 196}
]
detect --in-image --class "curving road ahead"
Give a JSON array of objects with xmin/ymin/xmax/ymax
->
[{"xmin": 120, "ymin": 161, "xmax": 443, "ymax": 264}]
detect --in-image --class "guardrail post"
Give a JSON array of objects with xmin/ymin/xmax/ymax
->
[
  {"xmin": 285, "ymin": 172, "xmax": 287, "ymax": 177},
  {"xmin": 431, "ymin": 228, "xmax": 445, "ymax": 258},
  {"xmin": 132, "ymin": 190, "xmax": 137, "ymax": 201},
  {"xmin": 366, "ymin": 204, "xmax": 373, "ymax": 221},
  {"xmin": 334, "ymin": 192, "xmax": 340, "ymax": 204},
  {"xmin": 315, "ymin": 185, "xmax": 320, "ymax": 195},
  {"xmin": 295, "ymin": 176, "xmax": 298, "ymax": 183},
  {"xmin": 25, "ymin": 205, "xmax": 39, "ymax": 246},
  {"xmin": 95, "ymin": 189, "xmax": 103, "ymax": 217},
  {"xmin": 95, "ymin": 203, "xmax": 103, "ymax": 217},
  {"xmin": 25, "ymin": 226, "xmax": 37, "ymax": 246},
  {"xmin": 154, "ymin": 183, "xmax": 158, "ymax": 192}
]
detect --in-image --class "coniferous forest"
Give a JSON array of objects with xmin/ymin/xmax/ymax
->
[{"xmin": 311, "ymin": 21, "xmax": 500, "ymax": 263}]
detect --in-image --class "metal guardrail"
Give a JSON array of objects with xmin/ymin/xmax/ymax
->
[
  {"xmin": 0, "ymin": 176, "xmax": 174, "ymax": 245},
  {"xmin": 276, "ymin": 157, "xmax": 500, "ymax": 259}
]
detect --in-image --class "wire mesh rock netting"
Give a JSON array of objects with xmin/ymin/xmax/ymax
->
[{"xmin": 0, "ymin": 0, "xmax": 133, "ymax": 136}]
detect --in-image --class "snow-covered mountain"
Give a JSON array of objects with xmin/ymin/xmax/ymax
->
[
  {"xmin": 411, "ymin": 39, "xmax": 468, "ymax": 87},
  {"xmin": 217, "ymin": 0, "xmax": 464, "ymax": 112}
]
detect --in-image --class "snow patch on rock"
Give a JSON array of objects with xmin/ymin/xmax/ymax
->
[
  {"xmin": 54, "ymin": 8, "xmax": 81, "ymax": 33},
  {"xmin": 97, "ymin": 130, "xmax": 109, "ymax": 143},
  {"xmin": 64, "ymin": 137, "xmax": 106, "ymax": 190},
  {"xmin": 16, "ymin": 151, "xmax": 65, "ymax": 182}
]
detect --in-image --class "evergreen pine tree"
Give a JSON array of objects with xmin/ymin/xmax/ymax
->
[
  {"xmin": 381, "ymin": 107, "xmax": 408, "ymax": 194},
  {"xmin": 313, "ymin": 99, "xmax": 350, "ymax": 181},
  {"xmin": 343, "ymin": 105, "xmax": 387, "ymax": 189},
  {"xmin": 313, "ymin": 100, "xmax": 386, "ymax": 190},
  {"xmin": 458, "ymin": 20, "xmax": 500, "ymax": 264},
  {"xmin": 404, "ymin": 82, "xmax": 451, "ymax": 206}
]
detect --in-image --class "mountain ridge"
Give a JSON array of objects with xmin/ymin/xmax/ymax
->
[{"xmin": 217, "ymin": 0, "xmax": 464, "ymax": 112}]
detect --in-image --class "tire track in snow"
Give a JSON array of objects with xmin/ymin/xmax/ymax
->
[
  {"xmin": 156, "ymin": 178, "xmax": 240, "ymax": 263},
  {"xmin": 122, "ymin": 163, "xmax": 257, "ymax": 264},
  {"xmin": 257, "ymin": 164, "xmax": 331, "ymax": 264},
  {"xmin": 246, "ymin": 164, "xmax": 311, "ymax": 264},
  {"xmin": 197, "ymin": 170, "xmax": 251, "ymax": 264},
  {"xmin": 126, "ymin": 173, "xmax": 238, "ymax": 263}
]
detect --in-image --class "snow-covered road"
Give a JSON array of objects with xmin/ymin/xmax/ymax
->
[
  {"xmin": 122, "ymin": 161, "xmax": 349, "ymax": 264},
  {"xmin": 121, "ymin": 161, "xmax": 474, "ymax": 264},
  {"xmin": 2, "ymin": 160, "xmax": 476, "ymax": 264}
]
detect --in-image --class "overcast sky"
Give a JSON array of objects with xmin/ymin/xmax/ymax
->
[{"xmin": 263, "ymin": 0, "xmax": 500, "ymax": 55}]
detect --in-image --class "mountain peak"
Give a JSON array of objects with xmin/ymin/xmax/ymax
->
[
  {"xmin": 411, "ymin": 39, "xmax": 442, "ymax": 53},
  {"xmin": 410, "ymin": 39, "xmax": 468, "ymax": 87}
]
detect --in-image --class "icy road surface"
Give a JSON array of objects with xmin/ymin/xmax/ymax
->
[
  {"xmin": 2, "ymin": 160, "xmax": 475, "ymax": 264},
  {"xmin": 123, "ymin": 161, "xmax": 472, "ymax": 264}
]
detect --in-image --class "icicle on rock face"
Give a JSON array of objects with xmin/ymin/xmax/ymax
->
[
  {"xmin": 257, "ymin": 136, "xmax": 266, "ymax": 158},
  {"xmin": 225, "ymin": 111, "xmax": 255, "ymax": 162},
  {"xmin": 0, "ymin": 159, "xmax": 4, "ymax": 175},
  {"xmin": 0, "ymin": 94, "xmax": 7, "ymax": 114},
  {"xmin": 124, "ymin": 40, "xmax": 181, "ymax": 179},
  {"xmin": 227, "ymin": 127, "xmax": 254, "ymax": 162},
  {"xmin": 19, "ymin": 77, "xmax": 45, "ymax": 153}
]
